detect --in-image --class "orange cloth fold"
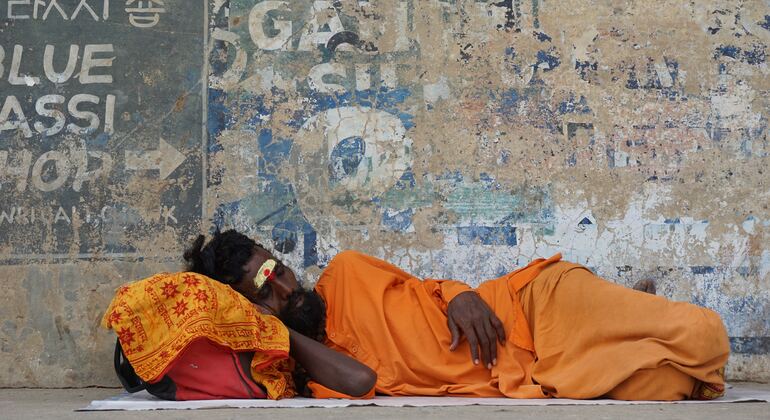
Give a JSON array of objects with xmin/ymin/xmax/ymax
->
[
  {"xmin": 518, "ymin": 262, "xmax": 729, "ymax": 400},
  {"xmin": 315, "ymin": 251, "xmax": 729, "ymax": 400},
  {"xmin": 308, "ymin": 381, "xmax": 376, "ymax": 399},
  {"xmin": 102, "ymin": 272, "xmax": 295, "ymax": 399},
  {"xmin": 315, "ymin": 251, "xmax": 560, "ymax": 398}
]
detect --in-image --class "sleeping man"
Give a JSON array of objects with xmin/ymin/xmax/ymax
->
[{"xmin": 104, "ymin": 229, "xmax": 729, "ymax": 400}]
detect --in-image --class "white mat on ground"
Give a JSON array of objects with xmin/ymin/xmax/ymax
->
[{"xmin": 80, "ymin": 387, "xmax": 770, "ymax": 410}]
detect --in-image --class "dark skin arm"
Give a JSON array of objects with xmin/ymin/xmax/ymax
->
[
  {"xmin": 447, "ymin": 291, "xmax": 506, "ymax": 369},
  {"xmin": 288, "ymin": 328, "xmax": 377, "ymax": 397}
]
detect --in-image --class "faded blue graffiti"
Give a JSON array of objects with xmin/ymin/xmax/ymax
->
[{"xmin": 457, "ymin": 226, "xmax": 517, "ymax": 246}]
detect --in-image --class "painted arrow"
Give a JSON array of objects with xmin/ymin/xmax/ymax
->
[{"xmin": 125, "ymin": 138, "xmax": 186, "ymax": 180}]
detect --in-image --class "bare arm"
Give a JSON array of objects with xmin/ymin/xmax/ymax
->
[{"xmin": 288, "ymin": 328, "xmax": 376, "ymax": 397}]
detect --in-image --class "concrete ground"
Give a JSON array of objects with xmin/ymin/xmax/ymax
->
[{"xmin": 1, "ymin": 383, "xmax": 768, "ymax": 420}]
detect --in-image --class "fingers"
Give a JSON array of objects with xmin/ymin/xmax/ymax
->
[
  {"xmin": 465, "ymin": 327, "xmax": 480, "ymax": 365},
  {"xmin": 474, "ymin": 322, "xmax": 492, "ymax": 369},
  {"xmin": 491, "ymin": 314, "xmax": 506, "ymax": 344},
  {"xmin": 447, "ymin": 317, "xmax": 460, "ymax": 351},
  {"xmin": 481, "ymin": 318, "xmax": 498, "ymax": 367}
]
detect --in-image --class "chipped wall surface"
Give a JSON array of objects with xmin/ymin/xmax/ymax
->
[{"xmin": 1, "ymin": 0, "xmax": 769, "ymax": 386}]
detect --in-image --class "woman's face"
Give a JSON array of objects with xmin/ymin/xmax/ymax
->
[{"xmin": 238, "ymin": 247, "xmax": 299, "ymax": 314}]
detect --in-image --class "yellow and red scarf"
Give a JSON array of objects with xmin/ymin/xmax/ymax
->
[{"xmin": 102, "ymin": 271, "xmax": 295, "ymax": 399}]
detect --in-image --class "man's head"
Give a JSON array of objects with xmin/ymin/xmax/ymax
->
[{"xmin": 184, "ymin": 230, "xmax": 325, "ymax": 339}]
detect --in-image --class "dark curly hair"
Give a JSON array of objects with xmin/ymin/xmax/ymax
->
[{"xmin": 183, "ymin": 230, "xmax": 261, "ymax": 285}]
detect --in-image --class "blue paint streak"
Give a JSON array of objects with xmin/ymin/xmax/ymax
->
[
  {"xmin": 261, "ymin": 175, "xmax": 295, "ymax": 197},
  {"xmin": 691, "ymin": 266, "xmax": 715, "ymax": 274},
  {"xmin": 302, "ymin": 225, "xmax": 318, "ymax": 268},
  {"xmin": 329, "ymin": 136, "xmax": 366, "ymax": 183},
  {"xmin": 578, "ymin": 217, "xmax": 593, "ymax": 225},
  {"xmin": 714, "ymin": 44, "xmax": 766, "ymax": 65},
  {"xmin": 535, "ymin": 50, "xmax": 560, "ymax": 71},
  {"xmin": 90, "ymin": 133, "xmax": 111, "ymax": 147},
  {"xmin": 286, "ymin": 109, "xmax": 307, "ymax": 129},
  {"xmin": 374, "ymin": 88, "xmax": 415, "ymax": 129},
  {"xmin": 606, "ymin": 146, "xmax": 616, "ymax": 168},
  {"xmin": 241, "ymin": 94, "xmax": 272, "ymax": 130},
  {"xmin": 479, "ymin": 172, "xmax": 495, "ymax": 185},
  {"xmin": 272, "ymin": 221, "xmax": 298, "ymax": 254},
  {"xmin": 760, "ymin": 15, "xmax": 770, "ymax": 31},
  {"xmin": 457, "ymin": 226, "xmax": 517, "ymax": 246},
  {"xmin": 292, "ymin": 88, "xmax": 414, "ymax": 130},
  {"xmin": 708, "ymin": 124, "xmax": 730, "ymax": 142},
  {"xmin": 257, "ymin": 129, "xmax": 292, "ymax": 176},
  {"xmin": 309, "ymin": 91, "xmax": 354, "ymax": 114},
  {"xmin": 493, "ymin": 88, "xmax": 529, "ymax": 117},
  {"xmin": 436, "ymin": 170, "xmax": 464, "ymax": 182},
  {"xmin": 718, "ymin": 62, "xmax": 728, "ymax": 74},
  {"xmin": 743, "ymin": 44, "xmax": 766, "ymax": 65},
  {"xmin": 498, "ymin": 89, "xmax": 519, "ymax": 113},
  {"xmin": 499, "ymin": 150, "xmax": 510, "ymax": 164},
  {"xmin": 211, "ymin": 201, "xmax": 242, "ymax": 231},
  {"xmin": 382, "ymin": 208, "xmax": 414, "ymax": 232},
  {"xmin": 730, "ymin": 337, "xmax": 770, "ymax": 355},
  {"xmin": 207, "ymin": 88, "xmax": 231, "ymax": 152},
  {"xmin": 376, "ymin": 87, "xmax": 412, "ymax": 108},
  {"xmin": 395, "ymin": 169, "xmax": 416, "ymax": 189},
  {"xmin": 626, "ymin": 67, "xmax": 640, "ymax": 89},
  {"xmin": 575, "ymin": 60, "xmax": 597, "ymax": 80},
  {"xmin": 664, "ymin": 57, "xmax": 680, "ymax": 84},
  {"xmin": 534, "ymin": 31, "xmax": 551, "ymax": 42},
  {"xmin": 558, "ymin": 94, "xmax": 592, "ymax": 114},
  {"xmin": 715, "ymin": 45, "xmax": 741, "ymax": 59},
  {"xmin": 397, "ymin": 112, "xmax": 415, "ymax": 129}
]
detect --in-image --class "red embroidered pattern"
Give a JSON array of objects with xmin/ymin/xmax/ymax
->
[
  {"xmin": 183, "ymin": 274, "xmax": 201, "ymax": 287},
  {"xmin": 117, "ymin": 327, "xmax": 135, "ymax": 347},
  {"xmin": 195, "ymin": 289, "xmax": 209, "ymax": 304},
  {"xmin": 108, "ymin": 310, "xmax": 122, "ymax": 324},
  {"xmin": 173, "ymin": 300, "xmax": 189, "ymax": 316},
  {"xmin": 161, "ymin": 281, "xmax": 180, "ymax": 299}
]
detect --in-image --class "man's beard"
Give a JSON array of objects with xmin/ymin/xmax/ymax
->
[{"xmin": 279, "ymin": 288, "xmax": 326, "ymax": 341}]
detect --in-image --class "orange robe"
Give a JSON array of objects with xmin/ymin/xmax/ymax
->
[{"xmin": 314, "ymin": 251, "xmax": 729, "ymax": 400}]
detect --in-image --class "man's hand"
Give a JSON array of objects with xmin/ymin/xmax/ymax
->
[{"xmin": 446, "ymin": 291, "xmax": 506, "ymax": 369}]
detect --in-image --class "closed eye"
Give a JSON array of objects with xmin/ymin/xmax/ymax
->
[{"xmin": 274, "ymin": 262, "xmax": 285, "ymax": 276}]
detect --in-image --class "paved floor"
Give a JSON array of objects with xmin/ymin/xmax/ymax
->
[{"xmin": 1, "ymin": 383, "xmax": 768, "ymax": 420}]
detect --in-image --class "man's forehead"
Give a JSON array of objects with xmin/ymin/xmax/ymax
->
[{"xmin": 254, "ymin": 246, "xmax": 283, "ymax": 265}]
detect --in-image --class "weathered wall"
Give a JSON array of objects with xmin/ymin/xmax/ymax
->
[
  {"xmin": 1, "ymin": 0, "xmax": 769, "ymax": 386},
  {"xmin": 0, "ymin": 0, "xmax": 206, "ymax": 386}
]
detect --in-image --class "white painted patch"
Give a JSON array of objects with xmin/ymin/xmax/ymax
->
[
  {"xmin": 289, "ymin": 107, "xmax": 412, "ymax": 237},
  {"xmin": 710, "ymin": 79, "xmax": 763, "ymax": 130},
  {"xmin": 572, "ymin": 26, "xmax": 599, "ymax": 63},
  {"xmin": 423, "ymin": 76, "xmax": 451, "ymax": 103},
  {"xmin": 743, "ymin": 217, "xmax": 756, "ymax": 234},
  {"xmin": 654, "ymin": 61, "xmax": 674, "ymax": 87}
]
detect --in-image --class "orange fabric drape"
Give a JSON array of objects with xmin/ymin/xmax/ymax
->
[
  {"xmin": 315, "ymin": 251, "xmax": 560, "ymax": 398},
  {"xmin": 308, "ymin": 380, "xmax": 376, "ymax": 399},
  {"xmin": 517, "ymin": 262, "xmax": 729, "ymax": 400},
  {"xmin": 315, "ymin": 251, "xmax": 729, "ymax": 400},
  {"xmin": 102, "ymin": 272, "xmax": 295, "ymax": 399}
]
